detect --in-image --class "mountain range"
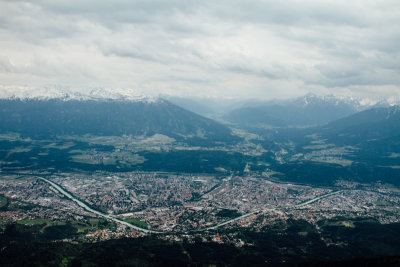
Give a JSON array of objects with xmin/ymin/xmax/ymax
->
[
  {"xmin": 317, "ymin": 105, "xmax": 400, "ymax": 145},
  {"xmin": 0, "ymin": 98, "xmax": 237, "ymax": 144},
  {"xmin": 223, "ymin": 94, "xmax": 374, "ymax": 127},
  {"xmin": 166, "ymin": 93, "xmax": 399, "ymax": 128},
  {"xmin": 1, "ymin": 91, "xmax": 399, "ymax": 185}
]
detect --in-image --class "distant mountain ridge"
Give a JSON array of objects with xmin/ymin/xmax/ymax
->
[
  {"xmin": 0, "ymin": 98, "xmax": 237, "ymax": 144},
  {"xmin": 0, "ymin": 86, "xmax": 160, "ymax": 103},
  {"xmin": 318, "ymin": 105, "xmax": 400, "ymax": 145},
  {"xmin": 224, "ymin": 94, "xmax": 377, "ymax": 128}
]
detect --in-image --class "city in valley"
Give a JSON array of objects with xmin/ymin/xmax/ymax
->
[{"xmin": 1, "ymin": 171, "xmax": 399, "ymax": 244}]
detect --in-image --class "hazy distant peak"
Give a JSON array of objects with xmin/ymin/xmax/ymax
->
[
  {"xmin": 0, "ymin": 86, "xmax": 160, "ymax": 103},
  {"xmin": 388, "ymin": 104, "xmax": 400, "ymax": 115},
  {"xmin": 290, "ymin": 93, "xmax": 400, "ymax": 111},
  {"xmin": 291, "ymin": 93, "xmax": 360, "ymax": 109}
]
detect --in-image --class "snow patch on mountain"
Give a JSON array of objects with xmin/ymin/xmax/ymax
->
[
  {"xmin": 0, "ymin": 85, "xmax": 159, "ymax": 103},
  {"xmin": 294, "ymin": 93, "xmax": 400, "ymax": 111}
]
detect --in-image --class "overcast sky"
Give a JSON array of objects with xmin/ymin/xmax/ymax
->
[{"xmin": 0, "ymin": 0, "xmax": 399, "ymax": 100}]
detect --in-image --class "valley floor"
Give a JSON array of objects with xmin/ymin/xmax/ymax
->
[{"xmin": 1, "ymin": 171, "xmax": 399, "ymax": 239}]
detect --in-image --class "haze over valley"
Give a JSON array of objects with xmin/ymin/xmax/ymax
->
[{"xmin": 1, "ymin": 0, "xmax": 400, "ymax": 266}]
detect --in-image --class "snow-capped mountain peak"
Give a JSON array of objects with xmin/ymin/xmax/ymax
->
[{"xmin": 0, "ymin": 85, "xmax": 160, "ymax": 103}]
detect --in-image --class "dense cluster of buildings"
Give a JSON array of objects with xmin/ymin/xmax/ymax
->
[{"xmin": 1, "ymin": 171, "xmax": 400, "ymax": 240}]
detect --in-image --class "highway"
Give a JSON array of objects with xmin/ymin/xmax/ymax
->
[
  {"xmin": 200, "ymin": 190, "xmax": 343, "ymax": 231},
  {"xmin": 295, "ymin": 190, "xmax": 343, "ymax": 208},
  {"xmin": 38, "ymin": 177, "xmax": 160, "ymax": 234}
]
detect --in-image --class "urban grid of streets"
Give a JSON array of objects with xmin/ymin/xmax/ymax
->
[{"xmin": 1, "ymin": 171, "xmax": 400, "ymax": 241}]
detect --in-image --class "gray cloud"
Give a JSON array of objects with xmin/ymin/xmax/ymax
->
[{"xmin": 0, "ymin": 0, "xmax": 399, "ymax": 99}]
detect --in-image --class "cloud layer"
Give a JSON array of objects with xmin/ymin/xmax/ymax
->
[{"xmin": 0, "ymin": 0, "xmax": 399, "ymax": 99}]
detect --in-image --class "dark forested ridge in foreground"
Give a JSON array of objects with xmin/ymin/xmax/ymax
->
[{"xmin": 2, "ymin": 217, "xmax": 400, "ymax": 266}]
